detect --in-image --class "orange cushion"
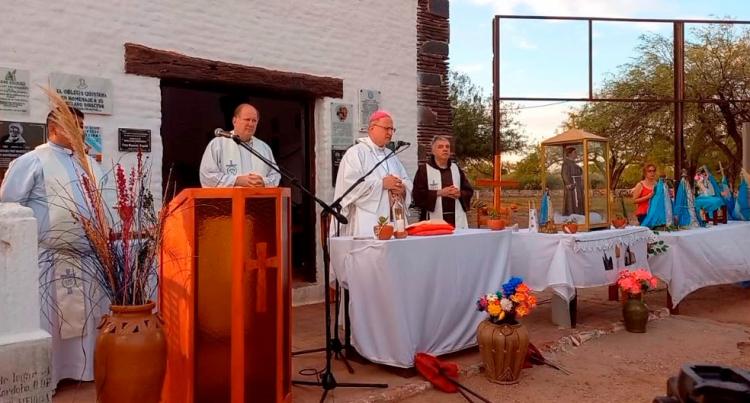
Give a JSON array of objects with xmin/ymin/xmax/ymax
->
[{"xmin": 406, "ymin": 221, "xmax": 455, "ymax": 236}]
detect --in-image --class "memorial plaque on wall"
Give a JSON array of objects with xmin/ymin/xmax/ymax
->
[
  {"xmin": 118, "ymin": 128, "xmax": 151, "ymax": 152},
  {"xmin": 358, "ymin": 89, "xmax": 381, "ymax": 132},
  {"xmin": 50, "ymin": 72, "xmax": 113, "ymax": 115},
  {"xmin": 85, "ymin": 126, "xmax": 103, "ymax": 162},
  {"xmin": 331, "ymin": 102, "xmax": 354, "ymax": 149},
  {"xmin": 0, "ymin": 121, "xmax": 46, "ymax": 179},
  {"xmin": 0, "ymin": 68, "xmax": 30, "ymax": 114}
]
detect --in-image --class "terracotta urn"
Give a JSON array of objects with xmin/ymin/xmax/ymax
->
[
  {"xmin": 477, "ymin": 320, "xmax": 529, "ymax": 384},
  {"xmin": 487, "ymin": 219, "xmax": 506, "ymax": 231},
  {"xmin": 562, "ymin": 222, "xmax": 578, "ymax": 234},
  {"xmin": 612, "ymin": 217, "xmax": 628, "ymax": 229},
  {"xmin": 373, "ymin": 224, "xmax": 394, "ymax": 240},
  {"xmin": 95, "ymin": 301, "xmax": 166, "ymax": 403}
]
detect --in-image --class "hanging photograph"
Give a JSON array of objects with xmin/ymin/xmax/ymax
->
[{"xmin": 0, "ymin": 120, "xmax": 46, "ymax": 176}]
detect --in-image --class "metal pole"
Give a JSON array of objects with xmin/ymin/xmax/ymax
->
[
  {"xmin": 743, "ymin": 122, "xmax": 750, "ymax": 173},
  {"xmin": 673, "ymin": 22, "xmax": 685, "ymax": 182},
  {"xmin": 492, "ymin": 16, "xmax": 501, "ymax": 208},
  {"xmin": 588, "ymin": 20, "xmax": 593, "ymax": 99}
]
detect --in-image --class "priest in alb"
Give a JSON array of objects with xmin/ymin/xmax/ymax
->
[
  {"xmin": 0, "ymin": 107, "xmax": 111, "ymax": 387},
  {"xmin": 412, "ymin": 135, "xmax": 473, "ymax": 228},
  {"xmin": 332, "ymin": 110, "xmax": 412, "ymax": 236},
  {"xmin": 199, "ymin": 103, "xmax": 281, "ymax": 188}
]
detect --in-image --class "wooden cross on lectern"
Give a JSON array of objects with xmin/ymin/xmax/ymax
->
[
  {"xmin": 245, "ymin": 242, "xmax": 279, "ymax": 313},
  {"xmin": 475, "ymin": 154, "xmax": 518, "ymax": 214}
]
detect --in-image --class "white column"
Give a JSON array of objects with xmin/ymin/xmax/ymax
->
[{"xmin": 0, "ymin": 203, "xmax": 52, "ymax": 401}]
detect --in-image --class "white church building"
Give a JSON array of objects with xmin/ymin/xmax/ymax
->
[{"xmin": 0, "ymin": 0, "xmax": 453, "ymax": 304}]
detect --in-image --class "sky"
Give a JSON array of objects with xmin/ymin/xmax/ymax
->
[{"xmin": 450, "ymin": 0, "xmax": 750, "ymax": 157}]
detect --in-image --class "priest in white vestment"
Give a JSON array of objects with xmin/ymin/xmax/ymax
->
[
  {"xmin": 412, "ymin": 135, "xmax": 473, "ymax": 228},
  {"xmin": 332, "ymin": 110, "xmax": 413, "ymax": 237},
  {"xmin": 199, "ymin": 103, "xmax": 281, "ymax": 188},
  {"xmin": 0, "ymin": 107, "xmax": 110, "ymax": 388}
]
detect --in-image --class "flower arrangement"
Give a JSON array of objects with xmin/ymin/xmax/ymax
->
[
  {"xmin": 41, "ymin": 87, "xmax": 178, "ymax": 307},
  {"xmin": 476, "ymin": 277, "xmax": 537, "ymax": 324},
  {"xmin": 616, "ymin": 269, "xmax": 658, "ymax": 296}
]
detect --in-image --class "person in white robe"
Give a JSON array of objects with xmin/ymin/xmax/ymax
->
[
  {"xmin": 332, "ymin": 110, "xmax": 413, "ymax": 237},
  {"xmin": 0, "ymin": 107, "xmax": 110, "ymax": 388},
  {"xmin": 199, "ymin": 103, "xmax": 281, "ymax": 188}
]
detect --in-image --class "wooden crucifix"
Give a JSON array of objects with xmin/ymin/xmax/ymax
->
[
  {"xmin": 476, "ymin": 154, "xmax": 518, "ymax": 212},
  {"xmin": 245, "ymin": 242, "xmax": 279, "ymax": 313}
]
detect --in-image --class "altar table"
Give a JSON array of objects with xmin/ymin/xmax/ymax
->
[
  {"xmin": 649, "ymin": 221, "xmax": 750, "ymax": 307},
  {"xmin": 330, "ymin": 229, "xmax": 512, "ymax": 368}
]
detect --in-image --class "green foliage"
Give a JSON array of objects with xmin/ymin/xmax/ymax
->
[
  {"xmin": 647, "ymin": 239, "xmax": 669, "ymax": 257},
  {"xmin": 564, "ymin": 23, "xmax": 750, "ymax": 186},
  {"xmin": 449, "ymin": 71, "xmax": 527, "ymax": 160},
  {"xmin": 507, "ymin": 147, "xmax": 542, "ymax": 190}
]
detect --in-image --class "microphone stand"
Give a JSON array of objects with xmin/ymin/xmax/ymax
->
[
  {"xmin": 226, "ymin": 134, "xmax": 395, "ymax": 401},
  {"xmin": 227, "ymin": 134, "xmax": 346, "ymax": 223}
]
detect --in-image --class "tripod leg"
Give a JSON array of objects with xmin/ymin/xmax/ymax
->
[{"xmin": 330, "ymin": 282, "xmax": 354, "ymax": 373}]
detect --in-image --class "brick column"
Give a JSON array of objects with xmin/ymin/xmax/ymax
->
[{"xmin": 417, "ymin": 0, "xmax": 452, "ymax": 162}]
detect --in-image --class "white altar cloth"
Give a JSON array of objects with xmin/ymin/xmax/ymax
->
[
  {"xmin": 649, "ymin": 221, "xmax": 750, "ymax": 306},
  {"xmin": 330, "ymin": 229, "xmax": 512, "ymax": 368},
  {"xmin": 510, "ymin": 227, "xmax": 653, "ymax": 302}
]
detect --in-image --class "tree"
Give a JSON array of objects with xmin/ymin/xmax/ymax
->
[
  {"xmin": 508, "ymin": 146, "xmax": 542, "ymax": 189},
  {"xmin": 449, "ymin": 71, "xmax": 526, "ymax": 160},
  {"xmin": 565, "ymin": 23, "xmax": 750, "ymax": 186}
]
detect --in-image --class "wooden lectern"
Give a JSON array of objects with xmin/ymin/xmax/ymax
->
[{"xmin": 160, "ymin": 188, "xmax": 292, "ymax": 403}]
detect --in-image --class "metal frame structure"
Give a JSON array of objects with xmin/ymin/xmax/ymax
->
[{"xmin": 491, "ymin": 15, "xmax": 750, "ymax": 189}]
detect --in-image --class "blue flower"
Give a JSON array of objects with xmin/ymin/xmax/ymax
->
[{"xmin": 502, "ymin": 277, "xmax": 523, "ymax": 297}]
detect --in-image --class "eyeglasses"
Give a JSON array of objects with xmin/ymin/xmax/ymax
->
[
  {"xmin": 647, "ymin": 169, "xmax": 656, "ymax": 173},
  {"xmin": 373, "ymin": 124, "xmax": 397, "ymax": 133}
]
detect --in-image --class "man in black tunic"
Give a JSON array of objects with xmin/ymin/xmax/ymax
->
[{"xmin": 412, "ymin": 136, "xmax": 474, "ymax": 228}]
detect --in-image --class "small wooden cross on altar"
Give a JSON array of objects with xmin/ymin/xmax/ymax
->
[
  {"xmin": 245, "ymin": 242, "xmax": 279, "ymax": 313},
  {"xmin": 476, "ymin": 154, "xmax": 518, "ymax": 213}
]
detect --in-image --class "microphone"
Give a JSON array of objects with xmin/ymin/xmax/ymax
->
[
  {"xmin": 386, "ymin": 140, "xmax": 410, "ymax": 151},
  {"xmin": 214, "ymin": 128, "xmax": 234, "ymax": 138}
]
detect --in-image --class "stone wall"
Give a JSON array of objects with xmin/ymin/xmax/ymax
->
[{"xmin": 417, "ymin": 0, "xmax": 452, "ymax": 162}]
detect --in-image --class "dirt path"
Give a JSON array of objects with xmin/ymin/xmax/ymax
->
[{"xmin": 401, "ymin": 315, "xmax": 750, "ymax": 403}]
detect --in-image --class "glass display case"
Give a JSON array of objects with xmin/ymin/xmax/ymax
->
[{"xmin": 540, "ymin": 129, "xmax": 611, "ymax": 231}]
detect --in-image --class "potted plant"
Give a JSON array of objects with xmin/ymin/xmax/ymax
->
[
  {"xmin": 562, "ymin": 218, "xmax": 578, "ymax": 234},
  {"xmin": 42, "ymin": 89, "xmax": 169, "ymax": 403},
  {"xmin": 486, "ymin": 208, "xmax": 506, "ymax": 231},
  {"xmin": 612, "ymin": 196, "xmax": 628, "ymax": 228},
  {"xmin": 612, "ymin": 215, "xmax": 628, "ymax": 229},
  {"xmin": 373, "ymin": 216, "xmax": 394, "ymax": 240},
  {"xmin": 475, "ymin": 277, "xmax": 537, "ymax": 384},
  {"xmin": 616, "ymin": 269, "xmax": 658, "ymax": 333}
]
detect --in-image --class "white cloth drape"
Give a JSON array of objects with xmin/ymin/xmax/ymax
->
[
  {"xmin": 649, "ymin": 221, "xmax": 750, "ymax": 305},
  {"xmin": 510, "ymin": 227, "xmax": 652, "ymax": 302},
  {"xmin": 330, "ymin": 229, "xmax": 512, "ymax": 368}
]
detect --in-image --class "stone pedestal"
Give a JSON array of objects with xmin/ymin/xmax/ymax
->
[
  {"xmin": 550, "ymin": 293, "xmax": 577, "ymax": 328},
  {"xmin": 0, "ymin": 203, "xmax": 52, "ymax": 402}
]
